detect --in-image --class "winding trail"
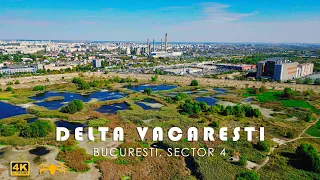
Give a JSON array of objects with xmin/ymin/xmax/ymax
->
[{"xmin": 255, "ymin": 119, "xmax": 320, "ymax": 171}]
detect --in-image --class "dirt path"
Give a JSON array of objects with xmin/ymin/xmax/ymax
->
[{"xmin": 255, "ymin": 119, "xmax": 320, "ymax": 171}]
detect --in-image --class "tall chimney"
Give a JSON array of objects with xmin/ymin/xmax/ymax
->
[
  {"xmin": 161, "ymin": 39, "xmax": 163, "ymax": 51},
  {"xmin": 165, "ymin": 33, "xmax": 168, "ymax": 51},
  {"xmin": 153, "ymin": 39, "xmax": 155, "ymax": 52}
]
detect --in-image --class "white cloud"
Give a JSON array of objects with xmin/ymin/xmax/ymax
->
[{"xmin": 199, "ymin": 2, "xmax": 259, "ymax": 22}]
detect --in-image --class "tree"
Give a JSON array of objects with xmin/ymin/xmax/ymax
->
[
  {"xmin": 303, "ymin": 78, "xmax": 313, "ymax": 85},
  {"xmin": 236, "ymin": 171, "xmax": 259, "ymax": 180},
  {"xmin": 250, "ymin": 88, "xmax": 259, "ymax": 94},
  {"xmin": 151, "ymin": 75, "xmax": 158, "ymax": 82},
  {"xmin": 190, "ymin": 80, "xmax": 199, "ymax": 86},
  {"xmin": 6, "ymin": 86, "xmax": 13, "ymax": 91},
  {"xmin": 239, "ymin": 156, "xmax": 247, "ymax": 166},
  {"xmin": 296, "ymin": 143, "xmax": 320, "ymax": 172},
  {"xmin": 305, "ymin": 114, "xmax": 313, "ymax": 122},
  {"xmin": 143, "ymin": 88, "xmax": 152, "ymax": 95},
  {"xmin": 14, "ymin": 80, "xmax": 20, "ymax": 84},
  {"xmin": 33, "ymin": 85, "xmax": 45, "ymax": 91},
  {"xmin": 259, "ymin": 86, "xmax": 267, "ymax": 93},
  {"xmin": 283, "ymin": 88, "xmax": 294, "ymax": 99},
  {"xmin": 199, "ymin": 102, "xmax": 209, "ymax": 111},
  {"xmin": 256, "ymin": 140, "xmax": 270, "ymax": 152}
]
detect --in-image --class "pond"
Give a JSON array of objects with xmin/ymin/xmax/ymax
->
[
  {"xmin": 27, "ymin": 118, "xmax": 38, "ymax": 123},
  {"xmin": 95, "ymin": 103, "xmax": 129, "ymax": 114},
  {"xmin": 125, "ymin": 84, "xmax": 177, "ymax": 92},
  {"xmin": 135, "ymin": 99, "xmax": 163, "ymax": 110},
  {"xmin": 245, "ymin": 97, "xmax": 252, "ymax": 103},
  {"xmin": 195, "ymin": 97, "xmax": 219, "ymax": 106},
  {"xmin": 30, "ymin": 90, "xmax": 126, "ymax": 110},
  {"xmin": 0, "ymin": 101, "xmax": 27, "ymax": 120},
  {"xmin": 213, "ymin": 88, "xmax": 228, "ymax": 94},
  {"xmin": 29, "ymin": 146, "xmax": 50, "ymax": 156},
  {"xmin": 55, "ymin": 120, "xmax": 86, "ymax": 134}
]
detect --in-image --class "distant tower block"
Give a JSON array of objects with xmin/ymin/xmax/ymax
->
[
  {"xmin": 153, "ymin": 39, "xmax": 155, "ymax": 52},
  {"xmin": 161, "ymin": 39, "xmax": 163, "ymax": 51},
  {"xmin": 165, "ymin": 33, "xmax": 168, "ymax": 51},
  {"xmin": 147, "ymin": 38, "xmax": 150, "ymax": 54}
]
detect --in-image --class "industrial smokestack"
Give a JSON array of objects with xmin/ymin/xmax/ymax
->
[
  {"xmin": 161, "ymin": 39, "xmax": 163, "ymax": 51},
  {"xmin": 153, "ymin": 39, "xmax": 155, "ymax": 52},
  {"xmin": 165, "ymin": 33, "xmax": 168, "ymax": 51}
]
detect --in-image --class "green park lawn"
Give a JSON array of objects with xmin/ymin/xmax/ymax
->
[
  {"xmin": 243, "ymin": 89, "xmax": 317, "ymax": 112},
  {"xmin": 306, "ymin": 121, "xmax": 320, "ymax": 137}
]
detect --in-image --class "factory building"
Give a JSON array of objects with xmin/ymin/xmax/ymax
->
[
  {"xmin": 256, "ymin": 59, "xmax": 313, "ymax": 81},
  {"xmin": 150, "ymin": 51, "xmax": 183, "ymax": 58},
  {"xmin": 92, "ymin": 59, "xmax": 102, "ymax": 68},
  {"xmin": 273, "ymin": 62, "xmax": 298, "ymax": 81},
  {"xmin": 297, "ymin": 62, "xmax": 314, "ymax": 77},
  {"xmin": 216, "ymin": 64, "xmax": 256, "ymax": 71},
  {"xmin": 0, "ymin": 64, "xmax": 44, "ymax": 75}
]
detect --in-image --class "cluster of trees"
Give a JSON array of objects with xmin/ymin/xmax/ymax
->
[
  {"xmin": 72, "ymin": 77, "xmax": 90, "ymax": 90},
  {"xmin": 165, "ymin": 93, "xmax": 188, "ymax": 103},
  {"xmin": 60, "ymin": 99, "xmax": 84, "ymax": 114},
  {"xmin": 72, "ymin": 76, "xmax": 137, "ymax": 90},
  {"xmin": 154, "ymin": 69, "xmax": 168, "ymax": 75},
  {"xmin": 208, "ymin": 104, "xmax": 261, "ymax": 118},
  {"xmin": 296, "ymin": 78, "xmax": 320, "ymax": 85},
  {"xmin": 0, "ymin": 124, "xmax": 18, "ymax": 136},
  {"xmin": 33, "ymin": 85, "xmax": 45, "ymax": 91},
  {"xmin": 179, "ymin": 99, "xmax": 261, "ymax": 118},
  {"xmin": 296, "ymin": 143, "xmax": 320, "ymax": 172},
  {"xmin": 20, "ymin": 120, "xmax": 53, "ymax": 138},
  {"xmin": 221, "ymin": 54, "xmax": 267, "ymax": 65},
  {"xmin": 0, "ymin": 53, "xmax": 44, "ymax": 63},
  {"xmin": 180, "ymin": 99, "xmax": 209, "ymax": 115},
  {"xmin": 248, "ymin": 86, "xmax": 267, "ymax": 94}
]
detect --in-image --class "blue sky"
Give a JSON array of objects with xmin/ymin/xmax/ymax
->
[{"xmin": 1, "ymin": 0, "xmax": 320, "ymax": 43}]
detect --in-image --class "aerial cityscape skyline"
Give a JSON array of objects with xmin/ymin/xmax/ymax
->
[{"xmin": 1, "ymin": 0, "xmax": 320, "ymax": 43}]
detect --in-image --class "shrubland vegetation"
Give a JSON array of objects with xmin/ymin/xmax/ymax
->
[
  {"xmin": 33, "ymin": 85, "xmax": 45, "ymax": 91},
  {"xmin": 20, "ymin": 120, "xmax": 53, "ymax": 138},
  {"xmin": 60, "ymin": 99, "xmax": 84, "ymax": 114},
  {"xmin": 190, "ymin": 79, "xmax": 199, "ymax": 86},
  {"xmin": 0, "ymin": 75, "xmax": 318, "ymax": 179},
  {"xmin": 296, "ymin": 143, "xmax": 320, "ymax": 173}
]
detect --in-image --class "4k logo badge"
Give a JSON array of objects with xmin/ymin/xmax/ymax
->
[{"xmin": 10, "ymin": 161, "xmax": 30, "ymax": 176}]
